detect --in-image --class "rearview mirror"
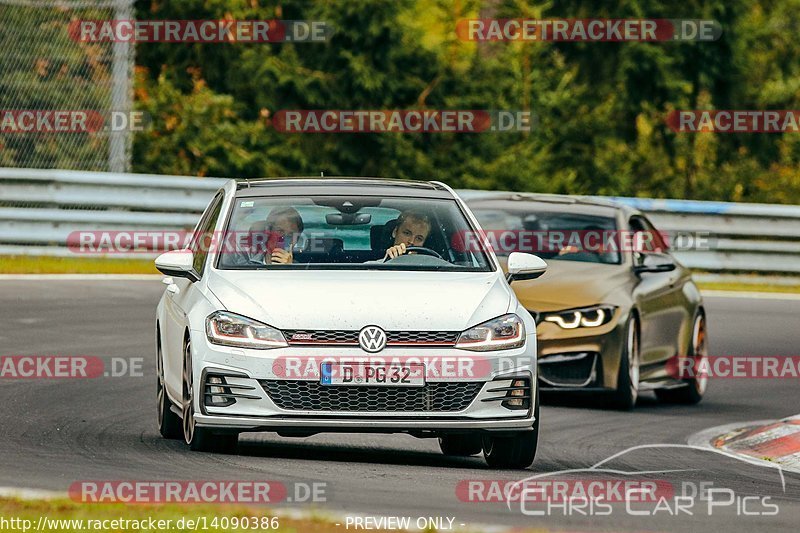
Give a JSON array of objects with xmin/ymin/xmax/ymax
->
[
  {"xmin": 325, "ymin": 213, "xmax": 372, "ymax": 225},
  {"xmin": 506, "ymin": 252, "xmax": 547, "ymax": 283},
  {"xmin": 633, "ymin": 252, "xmax": 676, "ymax": 275},
  {"xmin": 155, "ymin": 250, "xmax": 198, "ymax": 282}
]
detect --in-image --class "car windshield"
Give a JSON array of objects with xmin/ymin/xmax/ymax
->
[
  {"xmin": 470, "ymin": 207, "xmax": 621, "ymax": 265},
  {"xmin": 215, "ymin": 195, "xmax": 494, "ymax": 272}
]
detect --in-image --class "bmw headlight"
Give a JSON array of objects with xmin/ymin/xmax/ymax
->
[
  {"xmin": 205, "ymin": 311, "xmax": 288, "ymax": 349},
  {"xmin": 541, "ymin": 305, "xmax": 616, "ymax": 329},
  {"xmin": 455, "ymin": 314, "xmax": 525, "ymax": 352}
]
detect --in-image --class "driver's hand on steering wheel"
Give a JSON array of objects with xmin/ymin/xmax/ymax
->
[{"xmin": 384, "ymin": 243, "xmax": 409, "ymax": 260}]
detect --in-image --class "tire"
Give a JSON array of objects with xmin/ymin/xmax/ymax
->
[
  {"xmin": 482, "ymin": 390, "xmax": 539, "ymax": 469},
  {"xmin": 656, "ymin": 312, "xmax": 707, "ymax": 405},
  {"xmin": 181, "ymin": 337, "xmax": 238, "ymax": 453},
  {"xmin": 439, "ymin": 435, "xmax": 482, "ymax": 456},
  {"xmin": 607, "ymin": 315, "xmax": 640, "ymax": 410},
  {"xmin": 157, "ymin": 335, "xmax": 182, "ymax": 440}
]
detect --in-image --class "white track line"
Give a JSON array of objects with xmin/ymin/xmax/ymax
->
[{"xmin": 701, "ymin": 290, "xmax": 800, "ymax": 300}]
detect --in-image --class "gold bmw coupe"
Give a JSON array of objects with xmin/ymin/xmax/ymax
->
[{"xmin": 466, "ymin": 193, "xmax": 708, "ymax": 409}]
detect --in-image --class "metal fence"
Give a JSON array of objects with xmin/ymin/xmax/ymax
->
[
  {"xmin": 0, "ymin": 0, "xmax": 136, "ymax": 172},
  {"xmin": 1, "ymin": 168, "xmax": 798, "ymax": 275}
]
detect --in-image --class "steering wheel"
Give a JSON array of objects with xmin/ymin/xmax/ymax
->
[{"xmin": 385, "ymin": 246, "xmax": 443, "ymax": 260}]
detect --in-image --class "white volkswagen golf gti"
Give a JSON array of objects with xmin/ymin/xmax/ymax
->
[{"xmin": 154, "ymin": 178, "xmax": 547, "ymax": 468}]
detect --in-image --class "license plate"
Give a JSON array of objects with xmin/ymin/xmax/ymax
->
[{"xmin": 320, "ymin": 362, "xmax": 425, "ymax": 387}]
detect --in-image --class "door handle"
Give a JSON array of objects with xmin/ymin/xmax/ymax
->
[
  {"xmin": 167, "ymin": 284, "xmax": 180, "ymax": 295},
  {"xmin": 161, "ymin": 277, "xmax": 174, "ymax": 285}
]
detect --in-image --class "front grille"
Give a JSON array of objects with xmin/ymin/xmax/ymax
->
[
  {"xmin": 282, "ymin": 330, "xmax": 459, "ymax": 346},
  {"xmin": 261, "ymin": 380, "xmax": 482, "ymax": 412},
  {"xmin": 539, "ymin": 353, "xmax": 599, "ymax": 387},
  {"xmin": 388, "ymin": 331, "xmax": 460, "ymax": 344},
  {"xmin": 284, "ymin": 330, "xmax": 355, "ymax": 344}
]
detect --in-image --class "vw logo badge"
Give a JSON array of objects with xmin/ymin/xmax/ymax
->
[{"xmin": 359, "ymin": 325, "xmax": 387, "ymax": 353}]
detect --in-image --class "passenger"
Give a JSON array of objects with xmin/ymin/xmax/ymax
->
[{"xmin": 232, "ymin": 207, "xmax": 304, "ymax": 266}]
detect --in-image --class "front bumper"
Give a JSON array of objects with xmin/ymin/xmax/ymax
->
[
  {"xmin": 535, "ymin": 312, "xmax": 626, "ymax": 391},
  {"xmin": 188, "ymin": 330, "xmax": 538, "ymax": 434},
  {"xmin": 194, "ymin": 413, "xmax": 537, "ymax": 433}
]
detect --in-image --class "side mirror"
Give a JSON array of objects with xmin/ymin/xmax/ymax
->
[
  {"xmin": 506, "ymin": 252, "xmax": 547, "ymax": 283},
  {"xmin": 155, "ymin": 250, "xmax": 199, "ymax": 282},
  {"xmin": 633, "ymin": 252, "xmax": 676, "ymax": 275}
]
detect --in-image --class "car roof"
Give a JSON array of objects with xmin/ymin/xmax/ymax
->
[
  {"xmin": 463, "ymin": 191, "xmax": 642, "ymax": 217},
  {"xmin": 234, "ymin": 178, "xmax": 455, "ymax": 199}
]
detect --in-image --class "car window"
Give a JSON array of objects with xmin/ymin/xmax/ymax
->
[
  {"xmin": 470, "ymin": 207, "xmax": 621, "ymax": 265},
  {"xmin": 191, "ymin": 193, "xmax": 224, "ymax": 276},
  {"xmin": 216, "ymin": 195, "xmax": 493, "ymax": 272},
  {"xmin": 629, "ymin": 215, "xmax": 668, "ymax": 253}
]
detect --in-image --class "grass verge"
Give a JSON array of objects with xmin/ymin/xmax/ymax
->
[
  {"xmin": 696, "ymin": 281, "xmax": 800, "ymax": 294},
  {"xmin": 0, "ymin": 256, "xmax": 157, "ymax": 275}
]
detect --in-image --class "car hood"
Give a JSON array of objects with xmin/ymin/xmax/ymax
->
[
  {"xmin": 206, "ymin": 269, "xmax": 513, "ymax": 331},
  {"xmin": 499, "ymin": 257, "xmax": 631, "ymax": 311}
]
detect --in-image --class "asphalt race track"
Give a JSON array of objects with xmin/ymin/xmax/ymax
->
[{"xmin": 1, "ymin": 279, "xmax": 799, "ymax": 532}]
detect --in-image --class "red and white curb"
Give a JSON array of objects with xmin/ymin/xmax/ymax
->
[{"xmin": 689, "ymin": 415, "xmax": 800, "ymax": 474}]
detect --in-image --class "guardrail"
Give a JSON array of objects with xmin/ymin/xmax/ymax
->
[
  {"xmin": 0, "ymin": 168, "xmax": 227, "ymax": 257},
  {"xmin": 0, "ymin": 168, "xmax": 798, "ymax": 274}
]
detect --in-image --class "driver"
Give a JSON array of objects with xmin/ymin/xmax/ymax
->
[{"xmin": 383, "ymin": 210, "xmax": 432, "ymax": 260}]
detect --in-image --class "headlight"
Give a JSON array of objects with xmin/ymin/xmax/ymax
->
[
  {"xmin": 455, "ymin": 314, "xmax": 525, "ymax": 352},
  {"xmin": 542, "ymin": 305, "xmax": 616, "ymax": 329},
  {"xmin": 205, "ymin": 311, "xmax": 287, "ymax": 349}
]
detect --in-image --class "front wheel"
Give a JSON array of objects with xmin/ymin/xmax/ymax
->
[
  {"xmin": 482, "ymin": 390, "xmax": 539, "ymax": 469},
  {"xmin": 182, "ymin": 337, "xmax": 238, "ymax": 453},
  {"xmin": 607, "ymin": 315, "xmax": 640, "ymax": 410},
  {"xmin": 656, "ymin": 312, "xmax": 707, "ymax": 404},
  {"xmin": 157, "ymin": 337, "xmax": 182, "ymax": 440}
]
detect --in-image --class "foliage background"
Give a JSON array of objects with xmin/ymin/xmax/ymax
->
[{"xmin": 131, "ymin": 0, "xmax": 800, "ymax": 203}]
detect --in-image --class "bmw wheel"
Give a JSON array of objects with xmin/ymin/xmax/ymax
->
[
  {"xmin": 656, "ymin": 312, "xmax": 707, "ymax": 404},
  {"xmin": 608, "ymin": 315, "xmax": 640, "ymax": 410}
]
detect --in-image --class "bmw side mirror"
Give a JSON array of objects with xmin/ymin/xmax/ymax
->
[
  {"xmin": 155, "ymin": 250, "xmax": 199, "ymax": 282},
  {"xmin": 633, "ymin": 252, "xmax": 676, "ymax": 275},
  {"xmin": 506, "ymin": 252, "xmax": 547, "ymax": 283}
]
